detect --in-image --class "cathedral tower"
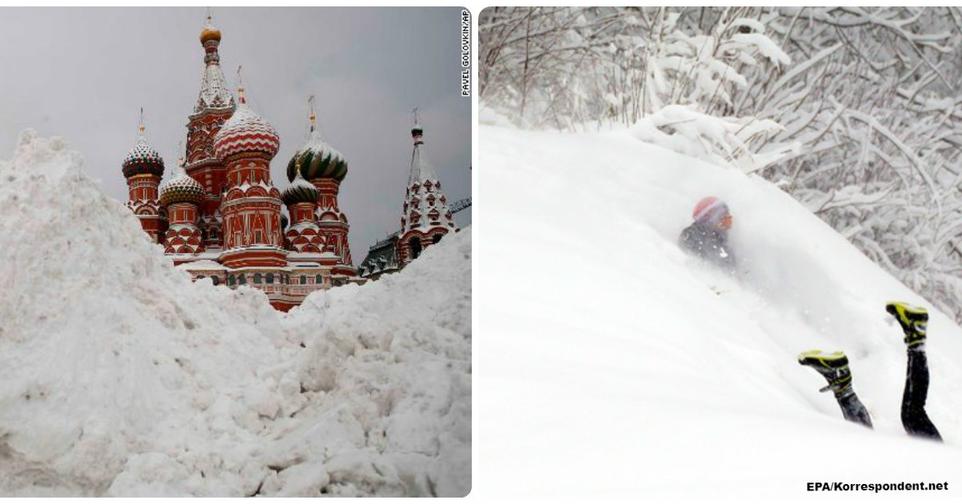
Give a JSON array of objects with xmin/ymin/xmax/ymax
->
[
  {"xmin": 122, "ymin": 109, "xmax": 166, "ymax": 242},
  {"xmin": 283, "ymin": 167, "xmax": 324, "ymax": 254},
  {"xmin": 213, "ymin": 74, "xmax": 286, "ymax": 269},
  {"xmin": 286, "ymin": 98, "xmax": 355, "ymax": 275},
  {"xmin": 159, "ymin": 158, "xmax": 206, "ymax": 257},
  {"xmin": 186, "ymin": 14, "xmax": 236, "ymax": 248},
  {"xmin": 398, "ymin": 114, "xmax": 457, "ymax": 265}
]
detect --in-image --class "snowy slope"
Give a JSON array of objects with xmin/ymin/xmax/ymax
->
[
  {"xmin": 477, "ymin": 122, "xmax": 962, "ymax": 501},
  {"xmin": 0, "ymin": 131, "xmax": 469, "ymax": 497}
]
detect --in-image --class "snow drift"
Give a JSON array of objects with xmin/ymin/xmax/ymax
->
[
  {"xmin": 0, "ymin": 130, "xmax": 470, "ymax": 497},
  {"xmin": 477, "ymin": 119, "xmax": 962, "ymax": 501}
]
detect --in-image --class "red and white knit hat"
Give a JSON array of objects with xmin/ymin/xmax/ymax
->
[{"xmin": 692, "ymin": 196, "xmax": 729, "ymax": 224}]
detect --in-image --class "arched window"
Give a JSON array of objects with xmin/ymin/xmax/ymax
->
[
  {"xmin": 254, "ymin": 273, "xmax": 262, "ymax": 284},
  {"xmin": 300, "ymin": 275, "xmax": 307, "ymax": 285},
  {"xmin": 228, "ymin": 275, "xmax": 235, "ymax": 286},
  {"xmin": 315, "ymin": 274, "xmax": 322, "ymax": 284},
  {"xmin": 238, "ymin": 274, "xmax": 247, "ymax": 285},
  {"xmin": 196, "ymin": 275, "xmax": 205, "ymax": 281},
  {"xmin": 266, "ymin": 273, "xmax": 274, "ymax": 284},
  {"xmin": 409, "ymin": 237, "xmax": 423, "ymax": 259},
  {"xmin": 212, "ymin": 276, "xmax": 220, "ymax": 286}
]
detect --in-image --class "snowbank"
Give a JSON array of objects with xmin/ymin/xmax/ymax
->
[
  {"xmin": 0, "ymin": 131, "xmax": 470, "ymax": 496},
  {"xmin": 478, "ymin": 124, "xmax": 962, "ymax": 501}
]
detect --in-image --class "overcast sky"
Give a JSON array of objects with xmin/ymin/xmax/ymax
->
[{"xmin": 0, "ymin": 7, "xmax": 471, "ymax": 260}]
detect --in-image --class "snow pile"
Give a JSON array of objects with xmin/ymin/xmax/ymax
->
[
  {"xmin": 266, "ymin": 231, "xmax": 471, "ymax": 497},
  {"xmin": 478, "ymin": 123, "xmax": 962, "ymax": 500},
  {"xmin": 0, "ymin": 131, "xmax": 470, "ymax": 496}
]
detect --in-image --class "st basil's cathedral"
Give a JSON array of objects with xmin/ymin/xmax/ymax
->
[{"xmin": 122, "ymin": 17, "xmax": 459, "ymax": 311}]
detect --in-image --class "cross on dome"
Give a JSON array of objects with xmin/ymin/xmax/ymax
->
[
  {"xmin": 236, "ymin": 65, "xmax": 246, "ymax": 105},
  {"xmin": 285, "ymin": 95, "xmax": 348, "ymax": 183}
]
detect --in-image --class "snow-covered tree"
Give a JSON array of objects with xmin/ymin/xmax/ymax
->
[{"xmin": 480, "ymin": 6, "xmax": 962, "ymax": 322}]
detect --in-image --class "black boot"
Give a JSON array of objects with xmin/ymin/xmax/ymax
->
[
  {"xmin": 798, "ymin": 350, "xmax": 853, "ymax": 396},
  {"xmin": 798, "ymin": 350, "xmax": 873, "ymax": 428},
  {"xmin": 886, "ymin": 301, "xmax": 928, "ymax": 348},
  {"xmin": 887, "ymin": 302, "xmax": 942, "ymax": 441}
]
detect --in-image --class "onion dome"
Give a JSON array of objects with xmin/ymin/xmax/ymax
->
[
  {"xmin": 212, "ymin": 75, "xmax": 280, "ymax": 160},
  {"xmin": 283, "ymin": 169, "xmax": 319, "ymax": 206},
  {"xmin": 122, "ymin": 111, "xmax": 165, "ymax": 178},
  {"xmin": 159, "ymin": 166, "xmax": 205, "ymax": 206},
  {"xmin": 286, "ymin": 98, "xmax": 348, "ymax": 182},
  {"xmin": 199, "ymin": 20, "xmax": 221, "ymax": 44},
  {"xmin": 286, "ymin": 132, "xmax": 348, "ymax": 182}
]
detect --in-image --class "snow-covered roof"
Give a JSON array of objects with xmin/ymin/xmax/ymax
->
[
  {"xmin": 123, "ymin": 137, "xmax": 162, "ymax": 168},
  {"xmin": 301, "ymin": 128, "xmax": 345, "ymax": 162},
  {"xmin": 233, "ymin": 179, "xmax": 275, "ymax": 193},
  {"xmin": 282, "ymin": 170, "xmax": 319, "ymax": 205},
  {"xmin": 409, "ymin": 138, "xmax": 439, "ymax": 186},
  {"xmin": 287, "ymin": 128, "xmax": 349, "ymax": 183},
  {"xmin": 177, "ymin": 259, "xmax": 224, "ymax": 271},
  {"xmin": 122, "ymin": 134, "xmax": 165, "ymax": 178},
  {"xmin": 194, "ymin": 39, "xmax": 234, "ymax": 114},
  {"xmin": 159, "ymin": 166, "xmax": 205, "ymax": 206},
  {"xmin": 289, "ymin": 220, "xmax": 320, "ymax": 233},
  {"xmin": 213, "ymin": 104, "xmax": 280, "ymax": 160},
  {"xmin": 400, "ymin": 122, "xmax": 457, "ymax": 235}
]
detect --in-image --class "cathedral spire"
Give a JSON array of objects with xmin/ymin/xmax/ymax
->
[
  {"xmin": 411, "ymin": 107, "xmax": 423, "ymax": 144},
  {"xmin": 194, "ymin": 9, "xmax": 234, "ymax": 114},
  {"xmin": 398, "ymin": 112, "xmax": 457, "ymax": 264},
  {"xmin": 409, "ymin": 110, "xmax": 438, "ymax": 185}
]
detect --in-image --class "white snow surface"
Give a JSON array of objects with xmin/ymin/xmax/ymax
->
[
  {"xmin": 0, "ymin": 131, "xmax": 470, "ymax": 497},
  {"xmin": 478, "ymin": 123, "xmax": 962, "ymax": 501}
]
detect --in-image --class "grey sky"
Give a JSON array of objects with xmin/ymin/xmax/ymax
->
[{"xmin": 0, "ymin": 7, "xmax": 471, "ymax": 260}]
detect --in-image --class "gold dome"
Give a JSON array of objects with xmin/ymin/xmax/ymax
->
[{"xmin": 200, "ymin": 25, "xmax": 221, "ymax": 44}]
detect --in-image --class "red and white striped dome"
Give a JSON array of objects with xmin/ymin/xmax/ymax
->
[{"xmin": 213, "ymin": 105, "xmax": 280, "ymax": 160}]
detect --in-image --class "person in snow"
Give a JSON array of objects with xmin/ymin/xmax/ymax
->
[
  {"xmin": 797, "ymin": 302, "xmax": 942, "ymax": 441},
  {"xmin": 679, "ymin": 196, "xmax": 735, "ymax": 271}
]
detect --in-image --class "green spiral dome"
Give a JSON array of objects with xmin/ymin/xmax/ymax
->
[
  {"xmin": 282, "ymin": 173, "xmax": 320, "ymax": 206},
  {"xmin": 286, "ymin": 131, "xmax": 348, "ymax": 183}
]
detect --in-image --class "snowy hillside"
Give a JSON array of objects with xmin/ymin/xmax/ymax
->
[
  {"xmin": 477, "ymin": 121, "xmax": 962, "ymax": 501},
  {"xmin": 0, "ymin": 131, "xmax": 470, "ymax": 497}
]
